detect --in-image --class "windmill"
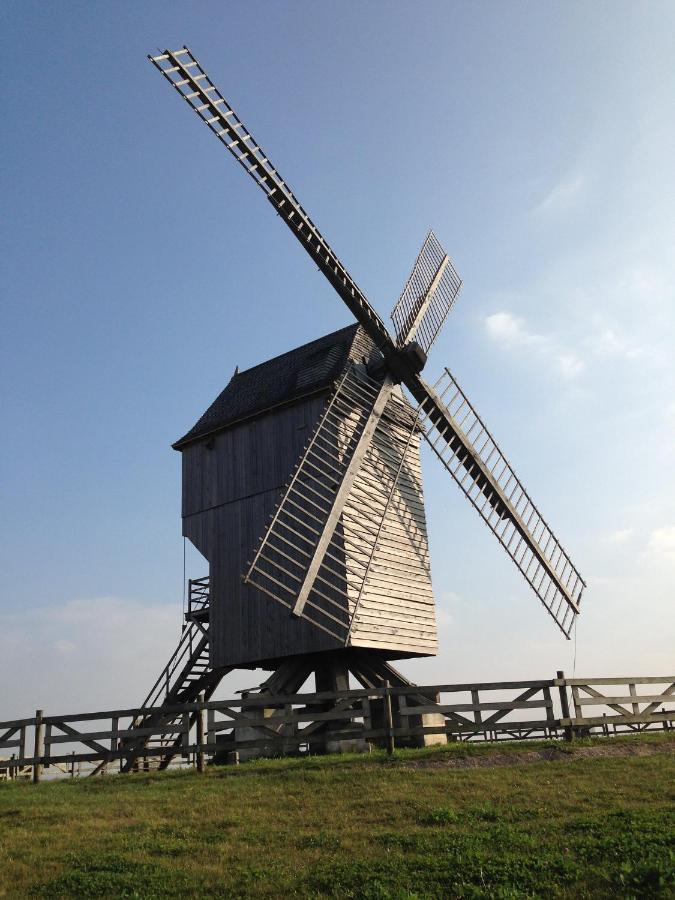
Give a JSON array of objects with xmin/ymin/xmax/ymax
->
[{"xmin": 136, "ymin": 47, "xmax": 586, "ymax": 746}]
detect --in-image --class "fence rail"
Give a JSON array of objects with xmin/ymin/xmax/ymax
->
[{"xmin": 2, "ymin": 673, "xmax": 673, "ymax": 781}]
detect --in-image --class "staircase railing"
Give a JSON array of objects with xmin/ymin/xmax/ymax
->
[
  {"xmin": 140, "ymin": 577, "xmax": 210, "ymax": 711},
  {"xmin": 186, "ymin": 576, "xmax": 210, "ymax": 620}
]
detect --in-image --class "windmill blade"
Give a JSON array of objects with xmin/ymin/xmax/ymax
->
[
  {"xmin": 243, "ymin": 363, "xmax": 395, "ymax": 639},
  {"xmin": 149, "ymin": 47, "xmax": 395, "ymax": 354},
  {"xmin": 412, "ymin": 368, "xmax": 585, "ymax": 637},
  {"xmin": 391, "ymin": 232, "xmax": 463, "ymax": 353}
]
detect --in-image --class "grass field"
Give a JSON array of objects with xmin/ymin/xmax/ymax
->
[{"xmin": 1, "ymin": 734, "xmax": 673, "ymax": 898}]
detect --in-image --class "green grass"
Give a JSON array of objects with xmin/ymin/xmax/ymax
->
[{"xmin": 1, "ymin": 734, "xmax": 673, "ymax": 898}]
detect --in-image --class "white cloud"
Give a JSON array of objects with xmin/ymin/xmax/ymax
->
[
  {"xmin": 436, "ymin": 591, "xmax": 462, "ymax": 628},
  {"xmin": 532, "ymin": 171, "xmax": 586, "ymax": 216},
  {"xmin": 625, "ymin": 264, "xmax": 672, "ymax": 306},
  {"xmin": 589, "ymin": 326, "xmax": 642, "ymax": 361},
  {"xmin": 647, "ymin": 526, "xmax": 675, "ymax": 561},
  {"xmin": 54, "ymin": 639, "xmax": 76, "ymax": 655},
  {"xmin": 604, "ymin": 528, "xmax": 634, "ymax": 545},
  {"xmin": 664, "ymin": 403, "xmax": 675, "ymax": 438},
  {"xmin": 0, "ymin": 597, "xmax": 179, "ymax": 718},
  {"xmin": 485, "ymin": 311, "xmax": 532, "ymax": 345},
  {"xmin": 556, "ymin": 352, "xmax": 585, "ymax": 379},
  {"xmin": 485, "ymin": 311, "xmax": 585, "ymax": 380},
  {"xmin": 485, "ymin": 306, "xmax": 650, "ymax": 380},
  {"xmin": 0, "ymin": 597, "xmax": 273, "ymax": 720}
]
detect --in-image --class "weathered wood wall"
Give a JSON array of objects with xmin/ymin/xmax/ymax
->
[{"xmin": 182, "ymin": 393, "xmax": 340, "ymax": 668}]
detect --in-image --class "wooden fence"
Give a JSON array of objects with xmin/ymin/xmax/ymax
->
[{"xmin": 2, "ymin": 673, "xmax": 673, "ymax": 782}]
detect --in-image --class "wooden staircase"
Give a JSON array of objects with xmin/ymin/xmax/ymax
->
[{"xmin": 96, "ymin": 578, "xmax": 229, "ymax": 774}]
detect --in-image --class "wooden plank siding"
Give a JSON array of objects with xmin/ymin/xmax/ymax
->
[
  {"xmin": 179, "ymin": 328, "xmax": 437, "ymax": 669},
  {"xmin": 345, "ymin": 391, "xmax": 437, "ymax": 655},
  {"xmin": 182, "ymin": 394, "xmax": 340, "ymax": 668}
]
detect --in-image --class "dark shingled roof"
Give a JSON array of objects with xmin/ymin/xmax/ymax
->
[{"xmin": 174, "ymin": 324, "xmax": 378, "ymax": 449}]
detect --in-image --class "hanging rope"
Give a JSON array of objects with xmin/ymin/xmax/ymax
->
[
  {"xmin": 182, "ymin": 536, "xmax": 187, "ymax": 619},
  {"xmin": 572, "ymin": 617, "xmax": 578, "ymax": 677}
]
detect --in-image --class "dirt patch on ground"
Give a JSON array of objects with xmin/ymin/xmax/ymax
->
[{"xmin": 404, "ymin": 737, "xmax": 675, "ymax": 770}]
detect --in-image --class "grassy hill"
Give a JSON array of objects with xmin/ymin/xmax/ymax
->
[{"xmin": 1, "ymin": 734, "xmax": 673, "ymax": 898}]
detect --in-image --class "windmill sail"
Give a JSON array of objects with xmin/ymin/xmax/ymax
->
[
  {"xmin": 417, "ymin": 369, "xmax": 585, "ymax": 637},
  {"xmin": 243, "ymin": 364, "xmax": 393, "ymax": 639},
  {"xmin": 391, "ymin": 232, "xmax": 462, "ymax": 353},
  {"xmin": 149, "ymin": 48, "xmax": 393, "ymax": 353}
]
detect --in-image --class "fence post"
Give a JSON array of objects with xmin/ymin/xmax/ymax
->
[
  {"xmin": 196, "ymin": 692, "xmax": 206, "ymax": 774},
  {"xmin": 19, "ymin": 725, "xmax": 26, "ymax": 766},
  {"xmin": 32, "ymin": 710, "xmax": 44, "ymax": 783},
  {"xmin": 470, "ymin": 689, "xmax": 483, "ymax": 736},
  {"xmin": 556, "ymin": 671, "xmax": 573, "ymax": 741},
  {"xmin": 384, "ymin": 681, "xmax": 395, "ymax": 756}
]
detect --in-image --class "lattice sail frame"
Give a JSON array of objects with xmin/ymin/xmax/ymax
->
[
  {"xmin": 149, "ymin": 48, "xmax": 392, "ymax": 351},
  {"xmin": 419, "ymin": 369, "xmax": 586, "ymax": 636},
  {"xmin": 243, "ymin": 364, "xmax": 427, "ymax": 643},
  {"xmin": 391, "ymin": 231, "xmax": 463, "ymax": 353}
]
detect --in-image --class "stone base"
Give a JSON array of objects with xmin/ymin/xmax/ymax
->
[
  {"xmin": 414, "ymin": 712, "xmax": 448, "ymax": 747},
  {"xmin": 234, "ymin": 701, "xmax": 294, "ymax": 762},
  {"xmin": 325, "ymin": 737, "xmax": 372, "ymax": 755}
]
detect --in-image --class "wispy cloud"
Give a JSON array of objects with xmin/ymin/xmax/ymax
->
[
  {"xmin": 588, "ymin": 326, "xmax": 643, "ymax": 361},
  {"xmin": 436, "ymin": 591, "xmax": 462, "ymax": 628},
  {"xmin": 485, "ymin": 311, "xmax": 585, "ymax": 379},
  {"xmin": 0, "ymin": 597, "xmax": 179, "ymax": 718},
  {"xmin": 485, "ymin": 306, "xmax": 649, "ymax": 381},
  {"xmin": 532, "ymin": 171, "xmax": 586, "ymax": 217},
  {"xmin": 664, "ymin": 402, "xmax": 675, "ymax": 441},
  {"xmin": 603, "ymin": 528, "xmax": 634, "ymax": 545},
  {"xmin": 0, "ymin": 597, "xmax": 271, "ymax": 719},
  {"xmin": 647, "ymin": 526, "xmax": 675, "ymax": 561}
]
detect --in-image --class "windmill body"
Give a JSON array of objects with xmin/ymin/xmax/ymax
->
[{"xmin": 176, "ymin": 324, "xmax": 437, "ymax": 671}]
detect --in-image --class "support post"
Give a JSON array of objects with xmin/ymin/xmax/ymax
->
[
  {"xmin": 556, "ymin": 671, "xmax": 573, "ymax": 742},
  {"xmin": 471, "ymin": 689, "xmax": 482, "ymax": 731},
  {"xmin": 384, "ymin": 681, "xmax": 395, "ymax": 756},
  {"xmin": 32, "ymin": 710, "xmax": 44, "ymax": 783},
  {"xmin": 196, "ymin": 692, "xmax": 206, "ymax": 774}
]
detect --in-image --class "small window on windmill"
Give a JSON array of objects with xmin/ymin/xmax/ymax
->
[{"xmin": 295, "ymin": 345, "xmax": 342, "ymax": 390}]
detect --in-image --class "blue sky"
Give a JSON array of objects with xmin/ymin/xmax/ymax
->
[{"xmin": 2, "ymin": 2, "xmax": 674, "ymax": 716}]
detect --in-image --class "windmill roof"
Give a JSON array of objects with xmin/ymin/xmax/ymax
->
[{"xmin": 173, "ymin": 323, "xmax": 377, "ymax": 449}]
